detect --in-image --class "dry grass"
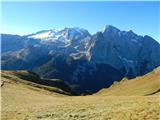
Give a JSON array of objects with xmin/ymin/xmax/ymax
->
[
  {"xmin": 1, "ymin": 68, "xmax": 160, "ymax": 120},
  {"xmin": 2, "ymin": 81, "xmax": 160, "ymax": 120},
  {"xmin": 1, "ymin": 71, "xmax": 72, "ymax": 95},
  {"xmin": 96, "ymin": 67, "xmax": 160, "ymax": 96}
]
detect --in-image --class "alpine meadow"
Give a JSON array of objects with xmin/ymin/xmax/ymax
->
[{"xmin": 1, "ymin": 1, "xmax": 160, "ymax": 120}]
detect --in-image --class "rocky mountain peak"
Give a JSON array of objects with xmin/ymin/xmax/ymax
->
[
  {"xmin": 1, "ymin": 25, "xmax": 160, "ymax": 93},
  {"xmin": 102, "ymin": 25, "xmax": 120, "ymax": 34}
]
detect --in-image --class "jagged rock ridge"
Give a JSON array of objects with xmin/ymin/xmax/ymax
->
[{"xmin": 1, "ymin": 25, "xmax": 160, "ymax": 93}]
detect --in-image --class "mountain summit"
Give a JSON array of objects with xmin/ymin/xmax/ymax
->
[
  {"xmin": 28, "ymin": 27, "xmax": 91, "ymax": 43},
  {"xmin": 1, "ymin": 25, "xmax": 160, "ymax": 93}
]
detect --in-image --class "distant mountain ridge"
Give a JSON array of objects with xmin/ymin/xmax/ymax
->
[{"xmin": 1, "ymin": 25, "xmax": 160, "ymax": 93}]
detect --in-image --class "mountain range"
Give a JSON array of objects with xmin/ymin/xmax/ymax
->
[{"xmin": 1, "ymin": 25, "xmax": 160, "ymax": 94}]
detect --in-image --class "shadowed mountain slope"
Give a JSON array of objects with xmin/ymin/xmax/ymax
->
[
  {"xmin": 1, "ymin": 25, "xmax": 160, "ymax": 94},
  {"xmin": 1, "ymin": 70, "xmax": 74, "ymax": 95},
  {"xmin": 96, "ymin": 67, "xmax": 160, "ymax": 96}
]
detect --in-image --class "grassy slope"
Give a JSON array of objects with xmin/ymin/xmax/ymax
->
[
  {"xmin": 1, "ymin": 68, "xmax": 160, "ymax": 120},
  {"xmin": 96, "ymin": 67, "xmax": 160, "ymax": 96},
  {"xmin": 1, "ymin": 79, "xmax": 160, "ymax": 120},
  {"xmin": 1, "ymin": 70, "xmax": 73, "ymax": 95}
]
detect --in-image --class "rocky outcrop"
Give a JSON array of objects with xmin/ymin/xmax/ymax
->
[{"xmin": 1, "ymin": 25, "xmax": 160, "ymax": 93}]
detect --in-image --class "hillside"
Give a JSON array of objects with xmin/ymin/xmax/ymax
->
[
  {"xmin": 1, "ymin": 68, "xmax": 160, "ymax": 120},
  {"xmin": 1, "ymin": 70, "xmax": 73, "ymax": 95},
  {"xmin": 96, "ymin": 67, "xmax": 160, "ymax": 96}
]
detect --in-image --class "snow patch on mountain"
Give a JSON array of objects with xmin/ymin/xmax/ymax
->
[
  {"xmin": 27, "ymin": 27, "xmax": 91, "ymax": 51},
  {"xmin": 2, "ymin": 25, "xmax": 160, "ymax": 83}
]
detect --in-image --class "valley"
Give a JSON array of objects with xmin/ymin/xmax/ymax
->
[
  {"xmin": 1, "ymin": 67, "xmax": 160, "ymax": 120},
  {"xmin": 1, "ymin": 2, "xmax": 160, "ymax": 120}
]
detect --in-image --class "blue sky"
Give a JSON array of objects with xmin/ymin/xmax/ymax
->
[{"xmin": 1, "ymin": 1, "xmax": 160, "ymax": 42}]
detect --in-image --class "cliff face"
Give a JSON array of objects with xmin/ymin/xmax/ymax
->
[
  {"xmin": 1, "ymin": 25, "xmax": 160, "ymax": 93},
  {"xmin": 88, "ymin": 26, "xmax": 160, "ymax": 78}
]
